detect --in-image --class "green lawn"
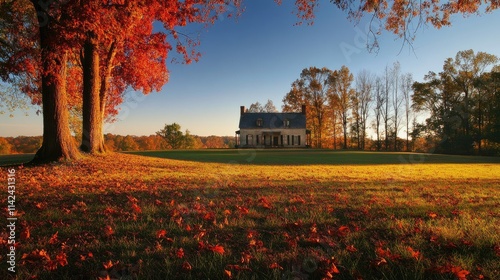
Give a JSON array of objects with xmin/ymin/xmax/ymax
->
[
  {"xmin": 128, "ymin": 149, "xmax": 500, "ymax": 165},
  {"xmin": 0, "ymin": 153, "xmax": 34, "ymax": 166}
]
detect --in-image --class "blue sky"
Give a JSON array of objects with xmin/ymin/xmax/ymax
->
[{"xmin": 1, "ymin": 1, "xmax": 500, "ymax": 137}]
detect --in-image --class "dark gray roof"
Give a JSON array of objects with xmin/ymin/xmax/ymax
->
[{"xmin": 239, "ymin": 112, "xmax": 306, "ymax": 129}]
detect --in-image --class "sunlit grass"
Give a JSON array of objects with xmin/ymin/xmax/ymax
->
[{"xmin": 0, "ymin": 151, "xmax": 498, "ymax": 279}]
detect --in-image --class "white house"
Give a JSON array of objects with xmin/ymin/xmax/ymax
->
[{"xmin": 235, "ymin": 105, "xmax": 310, "ymax": 148}]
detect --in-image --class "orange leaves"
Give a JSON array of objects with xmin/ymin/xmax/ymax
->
[
  {"xmin": 406, "ymin": 246, "xmax": 422, "ymax": 260},
  {"xmin": 48, "ymin": 231, "xmax": 59, "ymax": 245},
  {"xmin": 104, "ymin": 225, "xmax": 115, "ymax": 237},
  {"xmin": 21, "ymin": 250, "xmax": 68, "ymax": 271},
  {"xmin": 176, "ymin": 248, "xmax": 185, "ymax": 259},
  {"xmin": 258, "ymin": 196, "xmax": 272, "ymax": 209},
  {"xmin": 128, "ymin": 195, "xmax": 142, "ymax": 214},
  {"xmin": 451, "ymin": 266, "xmax": 470, "ymax": 280},
  {"xmin": 433, "ymin": 264, "xmax": 470, "ymax": 279},
  {"xmin": 209, "ymin": 244, "xmax": 226, "ymax": 255},
  {"xmin": 268, "ymin": 262, "xmax": 283, "ymax": 270},
  {"xmin": 346, "ymin": 244, "xmax": 358, "ymax": 253},
  {"xmin": 131, "ymin": 203, "xmax": 142, "ymax": 214},
  {"xmin": 182, "ymin": 261, "xmax": 192, "ymax": 271},
  {"xmin": 198, "ymin": 241, "xmax": 225, "ymax": 255},
  {"xmin": 156, "ymin": 229, "xmax": 167, "ymax": 239}
]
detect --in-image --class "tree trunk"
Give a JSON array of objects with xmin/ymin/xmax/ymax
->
[
  {"xmin": 343, "ymin": 117, "xmax": 348, "ymax": 149},
  {"xmin": 81, "ymin": 32, "xmax": 105, "ymax": 153},
  {"xmin": 31, "ymin": 2, "xmax": 80, "ymax": 163}
]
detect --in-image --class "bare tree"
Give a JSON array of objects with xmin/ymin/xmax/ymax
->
[
  {"xmin": 355, "ymin": 70, "xmax": 373, "ymax": 150},
  {"xmin": 373, "ymin": 76, "xmax": 384, "ymax": 151},
  {"xmin": 248, "ymin": 102, "xmax": 264, "ymax": 112},
  {"xmin": 392, "ymin": 62, "xmax": 404, "ymax": 151},
  {"xmin": 401, "ymin": 73, "xmax": 413, "ymax": 151},
  {"xmin": 263, "ymin": 99, "xmax": 278, "ymax": 112},
  {"xmin": 382, "ymin": 65, "xmax": 392, "ymax": 150}
]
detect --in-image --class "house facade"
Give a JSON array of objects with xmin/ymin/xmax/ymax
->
[{"xmin": 235, "ymin": 105, "xmax": 310, "ymax": 148}]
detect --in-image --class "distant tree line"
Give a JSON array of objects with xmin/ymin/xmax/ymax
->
[
  {"xmin": 282, "ymin": 49, "xmax": 499, "ymax": 155},
  {"xmin": 0, "ymin": 133, "xmax": 235, "ymax": 155}
]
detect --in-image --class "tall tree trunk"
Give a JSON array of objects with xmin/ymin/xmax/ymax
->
[
  {"xmin": 81, "ymin": 32, "xmax": 105, "ymax": 153},
  {"xmin": 343, "ymin": 117, "xmax": 347, "ymax": 149},
  {"xmin": 31, "ymin": 2, "xmax": 80, "ymax": 163},
  {"xmin": 100, "ymin": 41, "xmax": 117, "ymax": 121},
  {"xmin": 332, "ymin": 111, "xmax": 337, "ymax": 150}
]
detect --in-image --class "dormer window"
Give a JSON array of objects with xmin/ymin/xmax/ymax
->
[
  {"xmin": 283, "ymin": 119, "xmax": 290, "ymax": 128},
  {"xmin": 256, "ymin": 118, "xmax": 263, "ymax": 127}
]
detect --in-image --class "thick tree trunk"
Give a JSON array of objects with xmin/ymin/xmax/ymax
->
[
  {"xmin": 81, "ymin": 32, "xmax": 105, "ymax": 153},
  {"xmin": 31, "ymin": 2, "xmax": 80, "ymax": 163}
]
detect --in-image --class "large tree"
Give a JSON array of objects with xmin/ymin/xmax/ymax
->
[
  {"xmin": 284, "ymin": 67, "xmax": 334, "ymax": 148},
  {"xmin": 353, "ymin": 69, "xmax": 373, "ymax": 150},
  {"xmin": 332, "ymin": 66, "xmax": 355, "ymax": 149},
  {"xmin": 412, "ymin": 50, "xmax": 499, "ymax": 154}
]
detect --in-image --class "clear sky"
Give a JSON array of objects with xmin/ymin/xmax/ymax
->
[{"xmin": 1, "ymin": 1, "xmax": 500, "ymax": 137}]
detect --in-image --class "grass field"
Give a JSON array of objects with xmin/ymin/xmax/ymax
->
[
  {"xmin": 0, "ymin": 150, "xmax": 499, "ymax": 279},
  {"xmin": 130, "ymin": 149, "xmax": 500, "ymax": 165}
]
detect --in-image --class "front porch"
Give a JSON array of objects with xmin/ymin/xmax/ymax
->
[{"xmin": 235, "ymin": 130, "xmax": 311, "ymax": 148}]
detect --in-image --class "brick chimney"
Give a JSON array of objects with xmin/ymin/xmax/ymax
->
[
  {"xmin": 240, "ymin": 106, "xmax": 245, "ymax": 115},
  {"xmin": 301, "ymin": 104, "xmax": 306, "ymax": 115}
]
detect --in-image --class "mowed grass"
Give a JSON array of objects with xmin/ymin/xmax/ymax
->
[
  {"xmin": 0, "ymin": 151, "xmax": 499, "ymax": 279},
  {"xmin": 130, "ymin": 149, "xmax": 500, "ymax": 165}
]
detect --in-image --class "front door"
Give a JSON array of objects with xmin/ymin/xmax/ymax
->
[{"xmin": 273, "ymin": 136, "xmax": 279, "ymax": 147}]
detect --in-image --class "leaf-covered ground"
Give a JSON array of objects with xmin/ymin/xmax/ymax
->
[{"xmin": 1, "ymin": 152, "xmax": 499, "ymax": 279}]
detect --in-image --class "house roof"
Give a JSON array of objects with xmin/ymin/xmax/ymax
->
[{"xmin": 239, "ymin": 112, "xmax": 306, "ymax": 129}]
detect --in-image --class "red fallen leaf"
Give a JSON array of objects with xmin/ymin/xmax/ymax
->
[
  {"xmin": 375, "ymin": 247, "xmax": 392, "ymax": 258},
  {"xmin": 406, "ymin": 246, "xmax": 421, "ymax": 260},
  {"xmin": 209, "ymin": 244, "xmax": 225, "ymax": 255},
  {"xmin": 56, "ymin": 252, "xmax": 68, "ymax": 266},
  {"xmin": 21, "ymin": 249, "xmax": 51, "ymax": 263},
  {"xmin": 237, "ymin": 206, "xmax": 249, "ymax": 215},
  {"xmin": 258, "ymin": 197, "xmax": 272, "ymax": 209},
  {"xmin": 224, "ymin": 269, "xmax": 232, "ymax": 278},
  {"xmin": 154, "ymin": 199, "xmax": 163, "ymax": 206},
  {"xmin": 104, "ymin": 225, "xmax": 114, "ymax": 237},
  {"xmin": 338, "ymin": 225, "xmax": 350, "ymax": 236},
  {"xmin": 103, "ymin": 260, "xmax": 114, "ymax": 270},
  {"xmin": 198, "ymin": 241, "xmax": 207, "ymax": 250},
  {"xmin": 269, "ymin": 262, "xmax": 283, "ymax": 270},
  {"xmin": 289, "ymin": 195, "xmax": 306, "ymax": 204},
  {"xmin": 346, "ymin": 244, "xmax": 358, "ymax": 252},
  {"xmin": 48, "ymin": 231, "xmax": 59, "ymax": 244},
  {"xmin": 451, "ymin": 266, "xmax": 470, "ymax": 279},
  {"xmin": 80, "ymin": 252, "xmax": 94, "ymax": 261},
  {"xmin": 240, "ymin": 251, "xmax": 252, "ymax": 264},
  {"xmin": 182, "ymin": 261, "xmax": 192, "ymax": 271},
  {"xmin": 20, "ymin": 228, "xmax": 30, "ymax": 240},
  {"xmin": 223, "ymin": 209, "xmax": 231, "ymax": 215},
  {"xmin": 131, "ymin": 203, "xmax": 142, "ymax": 214},
  {"xmin": 428, "ymin": 212, "xmax": 438, "ymax": 219},
  {"xmin": 176, "ymin": 248, "xmax": 185, "ymax": 259},
  {"xmin": 203, "ymin": 212, "xmax": 215, "ymax": 221},
  {"xmin": 370, "ymin": 257, "xmax": 388, "ymax": 267},
  {"xmin": 127, "ymin": 195, "xmax": 138, "ymax": 203},
  {"xmin": 156, "ymin": 229, "xmax": 167, "ymax": 239}
]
